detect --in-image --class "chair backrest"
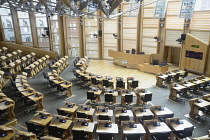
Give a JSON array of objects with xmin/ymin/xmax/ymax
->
[
  {"xmin": 116, "ymin": 80, "xmax": 124, "ymax": 88},
  {"xmin": 25, "ymin": 121, "xmax": 45, "ymax": 135},
  {"xmin": 124, "ymin": 94, "xmax": 133, "ymax": 103},
  {"xmin": 184, "ymin": 71, "xmax": 189, "ymax": 77},
  {"xmin": 103, "ymin": 79, "xmax": 110, "ymax": 87},
  {"xmin": 91, "ymin": 78, "xmax": 97, "ymax": 85},
  {"xmin": 144, "ymin": 94, "xmax": 152, "ymax": 102},
  {"xmin": 105, "ymin": 94, "xmax": 114, "ymax": 102},
  {"xmin": 125, "ymin": 134, "xmax": 141, "ymax": 140},
  {"xmin": 72, "ymin": 130, "xmax": 87, "ymax": 140},
  {"xmin": 87, "ymin": 91, "xmax": 95, "ymax": 100},
  {"xmin": 77, "ymin": 112, "xmax": 88, "ymax": 118},
  {"xmin": 99, "ymin": 133, "xmax": 113, "ymax": 140},
  {"xmin": 184, "ymin": 126, "xmax": 194, "ymax": 137},
  {"xmin": 131, "ymin": 80, "xmax": 138, "ymax": 88},
  {"xmin": 119, "ymin": 115, "xmax": 130, "ymax": 123},
  {"xmin": 98, "ymin": 115, "xmax": 110, "ymax": 120},
  {"xmin": 165, "ymin": 75, "xmax": 172, "ymax": 83},
  {"xmin": 57, "ymin": 109, "xmax": 71, "ymax": 117},
  {"xmin": 152, "ymin": 132, "xmax": 170, "ymax": 140},
  {"xmin": 174, "ymin": 73, "xmax": 180, "ymax": 80},
  {"xmin": 47, "ymin": 125, "xmax": 65, "ymax": 138}
]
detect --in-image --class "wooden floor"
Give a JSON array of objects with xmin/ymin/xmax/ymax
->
[{"xmin": 86, "ymin": 60, "xmax": 179, "ymax": 88}]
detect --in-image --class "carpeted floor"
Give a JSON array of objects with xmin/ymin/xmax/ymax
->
[{"xmin": 2, "ymin": 58, "xmax": 210, "ymax": 139}]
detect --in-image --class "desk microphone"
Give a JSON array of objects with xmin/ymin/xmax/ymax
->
[
  {"xmin": 104, "ymin": 123, "xmax": 112, "ymax": 127},
  {"xmin": 4, "ymin": 101, "xmax": 10, "ymax": 105},
  {"xmin": 130, "ymin": 124, "xmax": 137, "ymax": 128},
  {"xmin": 81, "ymin": 122, "xmax": 88, "ymax": 126},
  {"xmin": 0, "ymin": 132, "xmax": 7, "ymax": 138},
  {"xmin": 176, "ymin": 120, "xmax": 184, "ymax": 124},
  {"xmin": 84, "ymin": 108, "xmax": 90, "ymax": 111}
]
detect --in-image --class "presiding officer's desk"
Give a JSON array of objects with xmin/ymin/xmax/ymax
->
[
  {"xmin": 132, "ymin": 107, "xmax": 154, "ymax": 123},
  {"xmin": 59, "ymin": 102, "xmax": 78, "ymax": 118},
  {"xmin": 189, "ymin": 98, "xmax": 210, "ymax": 118},
  {"xmin": 0, "ymin": 125, "xmax": 15, "ymax": 140},
  {"xmin": 122, "ymin": 121, "xmax": 146, "ymax": 140},
  {"xmin": 137, "ymin": 62, "xmax": 168, "ymax": 74},
  {"xmin": 72, "ymin": 118, "xmax": 95, "ymax": 139}
]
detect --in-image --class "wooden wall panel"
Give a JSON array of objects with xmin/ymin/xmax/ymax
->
[
  {"xmin": 166, "ymin": 16, "xmax": 184, "ymax": 29},
  {"xmin": 165, "ymin": 30, "xmax": 182, "ymax": 47},
  {"xmin": 142, "ymin": 28, "xmax": 158, "ymax": 37},
  {"xmin": 143, "ymin": 19, "xmax": 159, "ymax": 28},
  {"xmin": 143, "ymin": 8, "xmax": 154, "ymax": 18},
  {"xmin": 167, "ymin": 1, "xmax": 181, "ymax": 15},
  {"xmin": 190, "ymin": 12, "xmax": 210, "ymax": 30},
  {"xmin": 190, "ymin": 31, "xmax": 210, "ymax": 44},
  {"xmin": 0, "ymin": 41, "xmax": 56, "ymax": 59}
]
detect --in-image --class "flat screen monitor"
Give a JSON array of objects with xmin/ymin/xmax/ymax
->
[
  {"xmin": 126, "ymin": 50, "xmax": 130, "ymax": 54},
  {"xmin": 185, "ymin": 50, "xmax": 203, "ymax": 60},
  {"xmin": 152, "ymin": 60, "xmax": 158, "ymax": 65}
]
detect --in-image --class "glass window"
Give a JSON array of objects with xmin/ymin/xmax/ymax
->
[
  {"xmin": 4, "ymin": 29, "xmax": 15, "ymax": 41},
  {"xmin": 21, "ymin": 35, "xmax": 32, "ymax": 42},
  {"xmin": 194, "ymin": 0, "xmax": 210, "ymax": 11},
  {"xmin": 36, "ymin": 17, "xmax": 48, "ymax": 27},
  {"xmin": 1, "ymin": 16, "xmax": 13, "ymax": 28}
]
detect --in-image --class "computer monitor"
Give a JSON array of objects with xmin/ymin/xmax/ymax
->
[
  {"xmin": 152, "ymin": 59, "xmax": 158, "ymax": 65},
  {"xmin": 126, "ymin": 50, "xmax": 130, "ymax": 54}
]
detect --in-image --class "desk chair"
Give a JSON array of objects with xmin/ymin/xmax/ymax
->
[
  {"xmin": 102, "ymin": 79, "xmax": 112, "ymax": 88},
  {"xmin": 98, "ymin": 115, "xmax": 111, "ymax": 121},
  {"xmin": 173, "ymin": 73, "xmax": 180, "ymax": 81},
  {"xmin": 72, "ymin": 130, "xmax": 88, "ymax": 140},
  {"xmin": 23, "ymin": 97, "xmax": 37, "ymax": 114},
  {"xmin": 25, "ymin": 121, "xmax": 45, "ymax": 137},
  {"xmin": 130, "ymin": 80, "xmax": 138, "ymax": 90},
  {"xmin": 81, "ymin": 75, "xmax": 90, "ymax": 87},
  {"xmin": 57, "ymin": 109, "xmax": 72, "ymax": 118},
  {"xmin": 173, "ymin": 126, "xmax": 194, "ymax": 139},
  {"xmin": 77, "ymin": 112, "xmax": 90, "ymax": 119},
  {"xmin": 116, "ymin": 80, "xmax": 125, "ymax": 90},
  {"xmin": 123, "ymin": 94, "xmax": 133, "ymax": 106},
  {"xmin": 138, "ymin": 115, "xmax": 153, "ymax": 124},
  {"xmin": 188, "ymin": 84, "xmax": 202, "ymax": 95},
  {"xmin": 180, "ymin": 71, "xmax": 189, "ymax": 80},
  {"xmin": 158, "ymin": 113, "xmax": 174, "ymax": 122},
  {"xmin": 56, "ymin": 84, "xmax": 66, "ymax": 98},
  {"xmin": 73, "ymin": 70, "xmax": 82, "ymax": 83},
  {"xmin": 177, "ymin": 88, "xmax": 192, "ymax": 99},
  {"xmin": 91, "ymin": 77, "xmax": 100, "ymax": 87},
  {"xmin": 141, "ymin": 94, "xmax": 152, "ymax": 104},
  {"xmin": 42, "ymin": 72, "xmax": 49, "ymax": 84},
  {"xmin": 47, "ymin": 125, "xmax": 65, "ymax": 138},
  {"xmin": 87, "ymin": 91, "xmax": 97, "ymax": 104},
  {"xmin": 118, "ymin": 115, "xmax": 130, "ymax": 126},
  {"xmin": 151, "ymin": 131, "xmax": 170, "ymax": 140},
  {"xmin": 0, "ymin": 110, "xmax": 7, "ymax": 125},
  {"xmin": 163, "ymin": 75, "xmax": 172, "ymax": 87},
  {"xmin": 49, "ymin": 81, "xmax": 57, "ymax": 91},
  {"xmin": 98, "ymin": 133, "xmax": 113, "ymax": 140},
  {"xmin": 105, "ymin": 94, "xmax": 115, "ymax": 106},
  {"xmin": 125, "ymin": 134, "xmax": 141, "ymax": 140}
]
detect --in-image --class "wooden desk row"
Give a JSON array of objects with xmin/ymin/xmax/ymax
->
[
  {"xmin": 169, "ymin": 76, "xmax": 210, "ymax": 100},
  {"xmin": 24, "ymin": 55, "xmax": 50, "ymax": 77},
  {"xmin": 75, "ymin": 70, "xmax": 139, "ymax": 90},
  {"xmin": 1, "ymin": 52, "xmax": 38, "ymax": 77},
  {"xmin": 74, "ymin": 56, "xmax": 88, "ymax": 70},
  {"xmin": 87, "ymin": 88, "xmax": 152, "ymax": 106},
  {"xmin": 189, "ymin": 94, "xmax": 210, "ymax": 118},
  {"xmin": 27, "ymin": 105, "xmax": 194, "ymax": 140},
  {"xmin": 0, "ymin": 71, "xmax": 5, "ymax": 88},
  {"xmin": 156, "ymin": 69, "xmax": 186, "ymax": 87},
  {"xmin": 15, "ymin": 73, "xmax": 44, "ymax": 111},
  {"xmin": 48, "ymin": 72, "xmax": 72, "ymax": 96},
  {"xmin": 51, "ymin": 56, "xmax": 68, "ymax": 74},
  {"xmin": 0, "ymin": 90, "xmax": 16, "ymax": 122}
]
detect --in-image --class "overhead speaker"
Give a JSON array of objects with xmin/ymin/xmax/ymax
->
[{"xmin": 181, "ymin": 34, "xmax": 186, "ymax": 40}]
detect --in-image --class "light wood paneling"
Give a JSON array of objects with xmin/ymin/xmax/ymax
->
[
  {"xmin": 166, "ymin": 16, "xmax": 184, "ymax": 29},
  {"xmin": 190, "ymin": 12, "xmax": 210, "ymax": 30},
  {"xmin": 165, "ymin": 30, "xmax": 182, "ymax": 47},
  {"xmin": 0, "ymin": 41, "xmax": 56, "ymax": 59},
  {"xmin": 167, "ymin": 1, "xmax": 181, "ymax": 15},
  {"xmin": 143, "ymin": 19, "xmax": 159, "ymax": 28},
  {"xmin": 190, "ymin": 31, "xmax": 210, "ymax": 44}
]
